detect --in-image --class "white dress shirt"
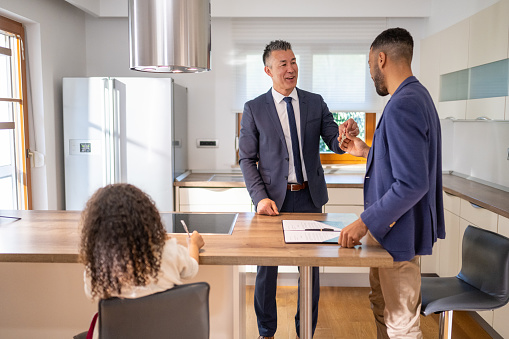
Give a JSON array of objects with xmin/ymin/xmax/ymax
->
[{"xmin": 271, "ymin": 87, "xmax": 308, "ymax": 183}]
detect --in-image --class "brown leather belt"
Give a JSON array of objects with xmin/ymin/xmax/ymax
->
[{"xmin": 287, "ymin": 181, "xmax": 308, "ymax": 191}]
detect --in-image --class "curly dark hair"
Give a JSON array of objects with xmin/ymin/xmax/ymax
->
[{"xmin": 79, "ymin": 183, "xmax": 167, "ymax": 299}]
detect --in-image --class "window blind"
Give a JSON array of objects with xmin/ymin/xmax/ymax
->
[{"xmin": 233, "ymin": 18, "xmax": 387, "ymax": 112}]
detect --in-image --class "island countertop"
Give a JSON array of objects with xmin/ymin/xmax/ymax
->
[{"xmin": 0, "ymin": 210, "xmax": 393, "ymax": 267}]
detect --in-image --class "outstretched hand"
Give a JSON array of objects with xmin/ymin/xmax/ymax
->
[
  {"xmin": 338, "ymin": 132, "xmax": 370, "ymax": 159},
  {"xmin": 338, "ymin": 118, "xmax": 359, "ymax": 137}
]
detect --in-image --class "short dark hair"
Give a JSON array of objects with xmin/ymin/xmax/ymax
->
[
  {"xmin": 371, "ymin": 27, "xmax": 414, "ymax": 64},
  {"xmin": 263, "ymin": 40, "xmax": 292, "ymax": 67}
]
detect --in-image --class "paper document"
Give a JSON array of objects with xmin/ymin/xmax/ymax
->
[{"xmin": 282, "ymin": 213, "xmax": 358, "ymax": 244}]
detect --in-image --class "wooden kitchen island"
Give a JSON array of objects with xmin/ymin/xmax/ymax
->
[{"xmin": 0, "ymin": 210, "xmax": 392, "ymax": 339}]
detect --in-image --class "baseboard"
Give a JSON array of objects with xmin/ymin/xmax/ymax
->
[{"xmin": 468, "ymin": 311, "xmax": 504, "ymax": 339}]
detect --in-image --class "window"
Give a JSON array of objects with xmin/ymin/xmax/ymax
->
[
  {"xmin": 319, "ymin": 112, "xmax": 376, "ymax": 164},
  {"xmin": 232, "ymin": 18, "xmax": 386, "ymax": 113},
  {"xmin": 236, "ymin": 112, "xmax": 375, "ymax": 165},
  {"xmin": 0, "ymin": 15, "xmax": 31, "ymax": 209}
]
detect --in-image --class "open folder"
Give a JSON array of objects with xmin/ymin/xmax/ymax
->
[{"xmin": 282, "ymin": 213, "xmax": 358, "ymax": 244}]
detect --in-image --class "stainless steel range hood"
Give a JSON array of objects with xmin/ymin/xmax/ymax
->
[{"xmin": 128, "ymin": 0, "xmax": 211, "ymax": 73}]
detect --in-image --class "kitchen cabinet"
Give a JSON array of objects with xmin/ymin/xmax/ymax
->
[
  {"xmin": 457, "ymin": 200, "xmax": 498, "ymax": 327},
  {"xmin": 429, "ymin": 192, "xmax": 460, "ymax": 276},
  {"xmin": 437, "ymin": 101, "xmax": 466, "ymax": 120},
  {"xmin": 323, "ymin": 188, "xmax": 367, "ymax": 274},
  {"xmin": 431, "ymin": 191, "xmax": 501, "ymax": 325},
  {"xmin": 465, "ymin": 97, "xmax": 506, "ymax": 120},
  {"xmin": 323, "ymin": 188, "xmax": 364, "ymax": 214},
  {"xmin": 177, "ymin": 187, "xmax": 253, "ymax": 212},
  {"xmin": 437, "ymin": 210, "xmax": 460, "ymax": 277},
  {"xmin": 439, "ymin": 19, "xmax": 469, "ymax": 74},
  {"xmin": 493, "ymin": 215, "xmax": 509, "ymax": 338},
  {"xmin": 420, "ymin": 34, "xmax": 440, "ymax": 106},
  {"xmin": 468, "ymin": 0, "xmax": 509, "ymax": 68},
  {"xmin": 459, "ymin": 199, "xmax": 498, "ymax": 233}
]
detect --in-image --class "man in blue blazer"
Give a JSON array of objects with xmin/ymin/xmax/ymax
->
[
  {"xmin": 239, "ymin": 40, "xmax": 358, "ymax": 338},
  {"xmin": 339, "ymin": 28, "xmax": 445, "ymax": 338}
]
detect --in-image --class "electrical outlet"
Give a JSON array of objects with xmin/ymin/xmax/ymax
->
[{"xmin": 196, "ymin": 139, "xmax": 218, "ymax": 148}]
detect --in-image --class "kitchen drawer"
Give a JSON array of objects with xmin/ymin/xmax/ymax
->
[
  {"xmin": 459, "ymin": 199, "xmax": 498, "ymax": 232},
  {"xmin": 439, "ymin": 19, "xmax": 469, "ymax": 74},
  {"xmin": 494, "ymin": 303, "xmax": 509, "ymax": 338},
  {"xmin": 443, "ymin": 191, "xmax": 460, "ymax": 215},
  {"xmin": 179, "ymin": 204, "xmax": 252, "ymax": 213},
  {"xmin": 466, "ymin": 97, "xmax": 506, "ymax": 121},
  {"xmin": 179, "ymin": 187, "xmax": 252, "ymax": 205},
  {"xmin": 437, "ymin": 100, "xmax": 466, "ymax": 120},
  {"xmin": 499, "ymin": 215, "xmax": 509, "ymax": 238},
  {"xmin": 438, "ymin": 210, "xmax": 461, "ymax": 277},
  {"xmin": 323, "ymin": 205, "xmax": 364, "ymax": 216},
  {"xmin": 420, "ymin": 249, "xmax": 439, "ymax": 275},
  {"xmin": 327, "ymin": 188, "xmax": 363, "ymax": 205}
]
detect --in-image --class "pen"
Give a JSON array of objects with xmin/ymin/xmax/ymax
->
[
  {"xmin": 180, "ymin": 220, "xmax": 191, "ymax": 238},
  {"xmin": 304, "ymin": 228, "xmax": 335, "ymax": 231}
]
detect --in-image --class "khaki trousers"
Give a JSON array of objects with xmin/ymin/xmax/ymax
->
[{"xmin": 367, "ymin": 232, "xmax": 423, "ymax": 339}]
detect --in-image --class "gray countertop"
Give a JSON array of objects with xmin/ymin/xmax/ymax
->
[
  {"xmin": 174, "ymin": 172, "xmax": 364, "ymax": 188},
  {"xmin": 175, "ymin": 172, "xmax": 509, "ymax": 218}
]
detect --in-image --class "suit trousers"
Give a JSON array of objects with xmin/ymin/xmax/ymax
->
[
  {"xmin": 254, "ymin": 187, "xmax": 321, "ymax": 337},
  {"xmin": 367, "ymin": 232, "xmax": 423, "ymax": 339}
]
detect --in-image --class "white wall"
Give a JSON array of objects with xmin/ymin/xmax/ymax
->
[
  {"xmin": 0, "ymin": 0, "xmax": 88, "ymax": 210},
  {"xmin": 425, "ymin": 0, "xmax": 499, "ymax": 37},
  {"xmin": 212, "ymin": 0, "xmax": 431, "ymax": 18}
]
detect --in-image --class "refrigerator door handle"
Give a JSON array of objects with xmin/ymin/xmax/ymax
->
[
  {"xmin": 112, "ymin": 79, "xmax": 127, "ymax": 183},
  {"xmin": 103, "ymin": 78, "xmax": 115, "ymax": 186}
]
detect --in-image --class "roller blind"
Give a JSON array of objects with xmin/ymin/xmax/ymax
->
[{"xmin": 233, "ymin": 18, "xmax": 387, "ymax": 112}]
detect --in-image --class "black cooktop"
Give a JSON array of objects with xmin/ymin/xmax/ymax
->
[{"xmin": 160, "ymin": 213, "xmax": 238, "ymax": 235}]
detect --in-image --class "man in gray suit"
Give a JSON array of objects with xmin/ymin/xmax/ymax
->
[{"xmin": 239, "ymin": 40, "xmax": 359, "ymax": 339}]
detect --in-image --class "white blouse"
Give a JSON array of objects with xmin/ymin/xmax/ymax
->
[{"xmin": 84, "ymin": 237, "xmax": 199, "ymax": 300}]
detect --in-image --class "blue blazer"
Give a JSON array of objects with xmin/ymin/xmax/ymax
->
[
  {"xmin": 239, "ymin": 88, "xmax": 342, "ymax": 210},
  {"xmin": 360, "ymin": 76, "xmax": 445, "ymax": 261}
]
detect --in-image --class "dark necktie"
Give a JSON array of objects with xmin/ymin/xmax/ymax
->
[{"xmin": 283, "ymin": 97, "xmax": 304, "ymax": 184}]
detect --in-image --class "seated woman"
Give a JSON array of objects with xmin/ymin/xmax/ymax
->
[{"xmin": 79, "ymin": 183, "xmax": 205, "ymax": 300}]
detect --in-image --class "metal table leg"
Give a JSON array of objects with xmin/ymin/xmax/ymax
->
[{"xmin": 299, "ymin": 265, "xmax": 312, "ymax": 339}]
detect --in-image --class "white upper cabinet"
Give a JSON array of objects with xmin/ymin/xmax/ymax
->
[
  {"xmin": 420, "ymin": 34, "xmax": 441, "ymax": 106},
  {"xmin": 468, "ymin": 0, "xmax": 509, "ymax": 68},
  {"xmin": 466, "ymin": 97, "xmax": 506, "ymax": 120},
  {"xmin": 439, "ymin": 19, "xmax": 470, "ymax": 74}
]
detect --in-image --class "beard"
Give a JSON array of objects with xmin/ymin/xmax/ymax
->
[{"xmin": 372, "ymin": 64, "xmax": 389, "ymax": 97}]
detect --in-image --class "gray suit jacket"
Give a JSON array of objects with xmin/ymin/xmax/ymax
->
[{"xmin": 239, "ymin": 88, "xmax": 342, "ymax": 210}]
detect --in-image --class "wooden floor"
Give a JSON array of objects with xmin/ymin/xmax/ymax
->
[{"xmin": 246, "ymin": 286, "xmax": 493, "ymax": 339}]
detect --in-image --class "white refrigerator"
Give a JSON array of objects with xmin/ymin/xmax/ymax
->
[{"xmin": 63, "ymin": 77, "xmax": 187, "ymax": 211}]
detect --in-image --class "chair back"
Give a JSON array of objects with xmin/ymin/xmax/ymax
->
[
  {"xmin": 98, "ymin": 282, "xmax": 210, "ymax": 339},
  {"xmin": 458, "ymin": 225, "xmax": 509, "ymax": 304}
]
